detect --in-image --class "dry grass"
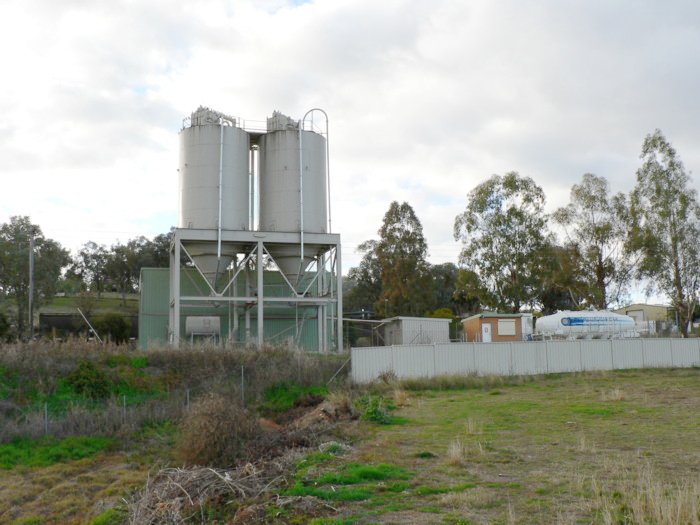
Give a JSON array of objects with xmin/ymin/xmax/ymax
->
[
  {"xmin": 600, "ymin": 387, "xmax": 625, "ymax": 401},
  {"xmin": 446, "ymin": 438, "xmax": 466, "ymax": 466},
  {"xmin": 464, "ymin": 417, "xmax": 483, "ymax": 435},
  {"xmin": 174, "ymin": 393, "xmax": 262, "ymax": 468},
  {"xmin": 392, "ymin": 388, "xmax": 410, "ymax": 407},
  {"xmin": 128, "ymin": 452, "xmax": 300, "ymax": 524},
  {"xmin": 440, "ymin": 488, "xmax": 501, "ymax": 510},
  {"xmin": 588, "ymin": 465, "xmax": 700, "ymax": 524}
]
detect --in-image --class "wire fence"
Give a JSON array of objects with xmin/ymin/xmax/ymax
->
[{"xmin": 1, "ymin": 356, "xmax": 348, "ymax": 444}]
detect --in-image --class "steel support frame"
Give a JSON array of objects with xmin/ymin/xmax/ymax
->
[{"xmin": 169, "ymin": 228, "xmax": 342, "ymax": 352}]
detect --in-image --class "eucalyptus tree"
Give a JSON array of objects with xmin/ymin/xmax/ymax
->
[
  {"xmin": 629, "ymin": 130, "xmax": 700, "ymax": 337},
  {"xmin": 347, "ymin": 201, "xmax": 432, "ymax": 318},
  {"xmin": 374, "ymin": 201, "xmax": 432, "ymax": 317},
  {"xmin": 72, "ymin": 241, "xmax": 110, "ymax": 298},
  {"xmin": 454, "ymin": 172, "xmax": 551, "ymax": 312},
  {"xmin": 0, "ymin": 216, "xmax": 70, "ymax": 337},
  {"xmin": 553, "ymin": 173, "xmax": 634, "ymax": 309}
]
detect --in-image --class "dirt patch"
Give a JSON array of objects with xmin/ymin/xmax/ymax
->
[{"xmin": 273, "ymin": 393, "xmax": 326, "ymax": 425}]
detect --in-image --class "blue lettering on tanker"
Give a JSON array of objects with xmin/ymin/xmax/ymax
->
[{"xmin": 560, "ymin": 317, "xmax": 631, "ymax": 327}]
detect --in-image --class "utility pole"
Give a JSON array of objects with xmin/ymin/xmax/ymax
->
[{"xmin": 28, "ymin": 236, "xmax": 35, "ymax": 340}]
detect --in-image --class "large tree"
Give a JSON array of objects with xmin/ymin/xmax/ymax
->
[
  {"xmin": 537, "ymin": 242, "xmax": 588, "ymax": 314},
  {"xmin": 0, "ymin": 216, "xmax": 70, "ymax": 337},
  {"xmin": 347, "ymin": 202, "xmax": 432, "ymax": 318},
  {"xmin": 452, "ymin": 268, "xmax": 485, "ymax": 317},
  {"xmin": 629, "ymin": 130, "xmax": 700, "ymax": 337},
  {"xmin": 454, "ymin": 172, "xmax": 551, "ymax": 312},
  {"xmin": 553, "ymin": 173, "xmax": 634, "ymax": 309},
  {"xmin": 71, "ymin": 241, "xmax": 110, "ymax": 298},
  {"xmin": 375, "ymin": 202, "xmax": 432, "ymax": 317},
  {"xmin": 428, "ymin": 262, "xmax": 460, "ymax": 314}
]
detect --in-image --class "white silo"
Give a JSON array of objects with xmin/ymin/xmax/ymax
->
[
  {"xmin": 258, "ymin": 111, "xmax": 328, "ymax": 287},
  {"xmin": 179, "ymin": 107, "xmax": 250, "ymax": 288}
]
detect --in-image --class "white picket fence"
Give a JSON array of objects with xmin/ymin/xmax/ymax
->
[{"xmin": 350, "ymin": 339, "xmax": 700, "ymax": 383}]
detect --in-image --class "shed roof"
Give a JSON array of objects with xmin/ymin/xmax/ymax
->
[
  {"xmin": 382, "ymin": 316, "xmax": 451, "ymax": 324},
  {"xmin": 461, "ymin": 312, "xmax": 529, "ymax": 323}
]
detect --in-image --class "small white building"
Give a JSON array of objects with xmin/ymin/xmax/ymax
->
[{"xmin": 381, "ymin": 316, "xmax": 451, "ymax": 345}]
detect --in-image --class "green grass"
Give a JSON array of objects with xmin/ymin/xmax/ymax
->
[
  {"xmin": 0, "ymin": 436, "xmax": 112, "ymax": 469},
  {"xmin": 414, "ymin": 482, "xmax": 477, "ymax": 495},
  {"xmin": 332, "ymin": 369, "xmax": 700, "ymax": 523},
  {"xmin": 285, "ymin": 482, "xmax": 373, "ymax": 501},
  {"xmin": 90, "ymin": 506, "xmax": 127, "ymax": 525},
  {"xmin": 42, "ymin": 295, "xmax": 138, "ymax": 314},
  {"xmin": 315, "ymin": 463, "xmax": 411, "ymax": 485},
  {"xmin": 259, "ymin": 383, "xmax": 328, "ymax": 414}
]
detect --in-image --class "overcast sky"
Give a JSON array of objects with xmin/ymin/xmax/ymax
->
[{"xmin": 2, "ymin": 0, "xmax": 699, "ymax": 295}]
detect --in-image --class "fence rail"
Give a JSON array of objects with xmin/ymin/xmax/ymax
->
[{"xmin": 350, "ymin": 338, "xmax": 700, "ymax": 383}]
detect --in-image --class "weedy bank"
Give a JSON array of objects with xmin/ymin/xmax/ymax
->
[
  {"xmin": 2, "ymin": 341, "xmax": 699, "ymax": 524},
  {"xmin": 0, "ymin": 340, "xmax": 349, "ymax": 524}
]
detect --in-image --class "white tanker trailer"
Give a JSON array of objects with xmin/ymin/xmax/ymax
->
[{"xmin": 535, "ymin": 310, "xmax": 638, "ymax": 339}]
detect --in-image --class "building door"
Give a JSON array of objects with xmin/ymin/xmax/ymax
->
[{"xmin": 481, "ymin": 323, "xmax": 492, "ymax": 343}]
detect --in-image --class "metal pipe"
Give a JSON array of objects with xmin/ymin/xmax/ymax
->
[
  {"xmin": 216, "ymin": 118, "xmax": 233, "ymax": 286},
  {"xmin": 28, "ymin": 236, "xmax": 34, "ymax": 340},
  {"xmin": 257, "ymin": 240, "xmax": 264, "ymax": 345},
  {"xmin": 336, "ymin": 241, "xmax": 343, "ymax": 351},
  {"xmin": 300, "ymin": 108, "xmax": 330, "ymax": 232},
  {"xmin": 77, "ymin": 308, "xmax": 103, "ymax": 344},
  {"xmin": 298, "ymin": 120, "xmax": 305, "ymax": 284},
  {"xmin": 217, "ymin": 119, "xmax": 225, "ymax": 259}
]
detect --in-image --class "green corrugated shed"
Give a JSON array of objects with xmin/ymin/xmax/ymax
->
[{"xmin": 138, "ymin": 268, "xmax": 333, "ymax": 351}]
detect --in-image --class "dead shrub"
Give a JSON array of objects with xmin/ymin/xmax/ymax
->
[
  {"xmin": 392, "ymin": 388, "xmax": 410, "ymax": 407},
  {"xmin": 175, "ymin": 393, "xmax": 262, "ymax": 467},
  {"xmin": 446, "ymin": 438, "xmax": 466, "ymax": 466}
]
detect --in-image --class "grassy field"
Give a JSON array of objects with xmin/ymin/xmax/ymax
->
[
  {"xmin": 1, "ymin": 366, "xmax": 699, "ymax": 523},
  {"xmin": 40, "ymin": 294, "xmax": 139, "ymax": 315},
  {"xmin": 289, "ymin": 368, "xmax": 700, "ymax": 524}
]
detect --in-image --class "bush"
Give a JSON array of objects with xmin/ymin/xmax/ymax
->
[
  {"xmin": 0, "ymin": 312, "xmax": 11, "ymax": 342},
  {"xmin": 355, "ymin": 395, "xmax": 393, "ymax": 424},
  {"xmin": 93, "ymin": 314, "xmax": 130, "ymax": 344},
  {"xmin": 65, "ymin": 361, "xmax": 111, "ymax": 400},
  {"xmin": 175, "ymin": 393, "xmax": 262, "ymax": 467}
]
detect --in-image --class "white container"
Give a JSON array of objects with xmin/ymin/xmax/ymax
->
[{"xmin": 536, "ymin": 310, "xmax": 637, "ymax": 339}]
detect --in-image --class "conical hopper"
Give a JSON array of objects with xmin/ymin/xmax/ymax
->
[
  {"xmin": 267, "ymin": 244, "xmax": 317, "ymax": 291},
  {"xmin": 183, "ymin": 241, "xmax": 237, "ymax": 291}
]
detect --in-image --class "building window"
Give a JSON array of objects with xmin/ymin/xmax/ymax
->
[{"xmin": 497, "ymin": 319, "xmax": 516, "ymax": 336}]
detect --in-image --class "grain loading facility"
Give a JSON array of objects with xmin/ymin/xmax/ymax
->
[{"xmin": 140, "ymin": 107, "xmax": 342, "ymax": 351}]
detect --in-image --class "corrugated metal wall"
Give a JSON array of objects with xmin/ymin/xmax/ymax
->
[
  {"xmin": 139, "ymin": 268, "xmax": 332, "ymax": 350},
  {"xmin": 400, "ymin": 318, "xmax": 450, "ymax": 344},
  {"xmin": 350, "ymin": 339, "xmax": 700, "ymax": 383}
]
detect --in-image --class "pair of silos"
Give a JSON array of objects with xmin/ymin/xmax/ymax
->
[{"xmin": 178, "ymin": 107, "xmax": 327, "ymax": 288}]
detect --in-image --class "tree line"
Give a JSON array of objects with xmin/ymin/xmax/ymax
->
[
  {"xmin": 0, "ymin": 220, "xmax": 172, "ymax": 340},
  {"xmin": 345, "ymin": 130, "xmax": 700, "ymax": 337},
  {"xmin": 1, "ymin": 129, "xmax": 698, "ymax": 340}
]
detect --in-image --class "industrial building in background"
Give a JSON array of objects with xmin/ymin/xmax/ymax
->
[
  {"xmin": 139, "ymin": 107, "xmax": 342, "ymax": 351},
  {"xmin": 462, "ymin": 313, "xmax": 534, "ymax": 342}
]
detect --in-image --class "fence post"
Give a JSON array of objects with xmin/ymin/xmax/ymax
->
[
  {"xmin": 240, "ymin": 365, "xmax": 245, "ymax": 406},
  {"xmin": 432, "ymin": 344, "xmax": 437, "ymax": 378}
]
